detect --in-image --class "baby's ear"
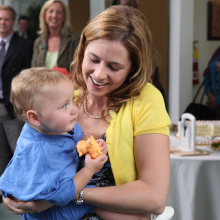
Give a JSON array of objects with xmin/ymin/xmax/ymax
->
[{"xmin": 26, "ymin": 110, "xmax": 40, "ymax": 126}]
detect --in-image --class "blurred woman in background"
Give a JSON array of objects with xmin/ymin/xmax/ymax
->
[{"xmin": 31, "ymin": 0, "xmax": 79, "ymax": 73}]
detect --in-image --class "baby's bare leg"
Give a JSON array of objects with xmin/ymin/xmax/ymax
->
[{"xmin": 94, "ymin": 207, "xmax": 150, "ymax": 220}]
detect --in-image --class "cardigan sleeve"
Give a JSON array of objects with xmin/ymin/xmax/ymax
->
[
  {"xmin": 106, "ymin": 84, "xmax": 171, "ymax": 185},
  {"xmin": 133, "ymin": 83, "xmax": 171, "ymax": 137}
]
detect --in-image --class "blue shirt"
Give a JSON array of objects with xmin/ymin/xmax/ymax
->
[{"xmin": 0, "ymin": 122, "xmax": 83, "ymax": 206}]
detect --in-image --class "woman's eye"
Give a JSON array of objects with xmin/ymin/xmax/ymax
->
[
  {"xmin": 90, "ymin": 57, "xmax": 99, "ymax": 63},
  {"xmin": 109, "ymin": 66, "xmax": 119, "ymax": 71}
]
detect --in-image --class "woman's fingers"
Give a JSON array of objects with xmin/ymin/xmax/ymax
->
[
  {"xmin": 97, "ymin": 139, "xmax": 108, "ymax": 154},
  {"xmin": 8, "ymin": 198, "xmax": 44, "ymax": 213},
  {"xmin": 6, "ymin": 198, "xmax": 30, "ymax": 214}
]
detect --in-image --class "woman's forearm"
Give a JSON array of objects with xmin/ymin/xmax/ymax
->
[{"xmin": 84, "ymin": 179, "xmax": 165, "ymax": 215}]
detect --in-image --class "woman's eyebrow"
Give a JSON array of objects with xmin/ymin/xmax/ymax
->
[
  {"xmin": 88, "ymin": 52, "xmax": 99, "ymax": 58},
  {"xmin": 88, "ymin": 52, "xmax": 125, "ymax": 67},
  {"xmin": 109, "ymin": 62, "xmax": 125, "ymax": 68}
]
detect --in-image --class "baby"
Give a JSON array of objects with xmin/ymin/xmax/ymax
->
[{"xmin": 0, "ymin": 67, "xmax": 108, "ymax": 220}]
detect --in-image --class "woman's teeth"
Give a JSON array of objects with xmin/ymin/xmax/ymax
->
[{"xmin": 92, "ymin": 77, "xmax": 106, "ymax": 86}]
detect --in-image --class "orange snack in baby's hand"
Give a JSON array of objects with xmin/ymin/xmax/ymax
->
[{"xmin": 76, "ymin": 135, "xmax": 102, "ymax": 159}]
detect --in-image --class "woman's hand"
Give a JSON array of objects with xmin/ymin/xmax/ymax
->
[
  {"xmin": 97, "ymin": 139, "xmax": 108, "ymax": 155},
  {"xmin": 3, "ymin": 196, "xmax": 53, "ymax": 214}
]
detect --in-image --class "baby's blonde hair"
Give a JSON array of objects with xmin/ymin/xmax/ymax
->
[{"xmin": 10, "ymin": 67, "xmax": 70, "ymax": 121}]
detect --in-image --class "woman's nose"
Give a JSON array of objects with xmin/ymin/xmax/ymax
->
[
  {"xmin": 94, "ymin": 63, "xmax": 107, "ymax": 80},
  {"xmin": 51, "ymin": 11, "xmax": 57, "ymax": 17}
]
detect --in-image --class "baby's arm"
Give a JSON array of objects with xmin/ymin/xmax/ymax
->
[{"xmin": 74, "ymin": 149, "xmax": 107, "ymax": 199}]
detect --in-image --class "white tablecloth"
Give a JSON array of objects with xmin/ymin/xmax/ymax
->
[{"xmin": 167, "ymin": 133, "xmax": 220, "ymax": 220}]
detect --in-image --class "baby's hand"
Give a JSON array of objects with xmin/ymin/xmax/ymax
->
[
  {"xmin": 97, "ymin": 139, "xmax": 108, "ymax": 155},
  {"xmin": 84, "ymin": 153, "xmax": 108, "ymax": 174}
]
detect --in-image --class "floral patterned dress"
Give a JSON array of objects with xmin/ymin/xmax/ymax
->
[{"xmin": 77, "ymin": 133, "xmax": 115, "ymax": 220}]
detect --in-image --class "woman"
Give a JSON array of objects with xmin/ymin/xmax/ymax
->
[
  {"xmin": 3, "ymin": 6, "xmax": 171, "ymax": 220},
  {"xmin": 31, "ymin": 0, "xmax": 79, "ymax": 72},
  {"xmin": 203, "ymin": 46, "xmax": 220, "ymax": 119}
]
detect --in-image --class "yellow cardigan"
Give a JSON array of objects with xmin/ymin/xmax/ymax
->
[
  {"xmin": 75, "ymin": 83, "xmax": 171, "ymax": 185},
  {"xmin": 106, "ymin": 83, "xmax": 171, "ymax": 185}
]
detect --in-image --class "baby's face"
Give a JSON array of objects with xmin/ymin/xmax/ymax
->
[{"xmin": 36, "ymin": 79, "xmax": 78, "ymax": 135}]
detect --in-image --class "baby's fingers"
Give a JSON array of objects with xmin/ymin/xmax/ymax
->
[{"xmin": 97, "ymin": 153, "xmax": 108, "ymax": 163}]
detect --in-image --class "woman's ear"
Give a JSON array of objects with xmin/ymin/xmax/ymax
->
[{"xmin": 26, "ymin": 110, "xmax": 40, "ymax": 127}]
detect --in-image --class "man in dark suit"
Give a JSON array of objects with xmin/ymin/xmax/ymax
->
[
  {"xmin": 0, "ymin": 6, "xmax": 33, "ymax": 185},
  {"xmin": 15, "ymin": 15, "xmax": 34, "ymax": 41}
]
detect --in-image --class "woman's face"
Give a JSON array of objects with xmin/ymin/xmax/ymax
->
[
  {"xmin": 82, "ymin": 39, "xmax": 132, "ymax": 98},
  {"xmin": 45, "ymin": 2, "xmax": 65, "ymax": 30}
]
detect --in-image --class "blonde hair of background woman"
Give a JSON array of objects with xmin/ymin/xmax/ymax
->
[
  {"xmin": 38, "ymin": 0, "xmax": 73, "ymax": 37},
  {"xmin": 71, "ymin": 6, "xmax": 158, "ymax": 117}
]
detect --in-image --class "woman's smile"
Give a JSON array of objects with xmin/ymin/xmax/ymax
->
[{"xmin": 90, "ymin": 75, "xmax": 108, "ymax": 88}]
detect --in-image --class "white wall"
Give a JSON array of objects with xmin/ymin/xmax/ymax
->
[
  {"xmin": 169, "ymin": 0, "xmax": 194, "ymax": 124},
  {"xmin": 89, "ymin": 0, "xmax": 105, "ymax": 20},
  {"xmin": 1, "ymin": 0, "xmax": 13, "ymax": 5},
  {"xmin": 193, "ymin": 0, "xmax": 220, "ymax": 100}
]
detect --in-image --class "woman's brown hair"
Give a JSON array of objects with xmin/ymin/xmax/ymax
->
[{"xmin": 71, "ymin": 6, "xmax": 158, "ymax": 117}]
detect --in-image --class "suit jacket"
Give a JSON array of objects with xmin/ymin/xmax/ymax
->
[
  {"xmin": 31, "ymin": 31, "xmax": 80, "ymax": 71},
  {"xmin": 14, "ymin": 31, "xmax": 35, "ymax": 42},
  {"xmin": 1, "ymin": 33, "xmax": 33, "ymax": 118}
]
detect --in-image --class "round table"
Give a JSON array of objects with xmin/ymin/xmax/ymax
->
[{"xmin": 167, "ymin": 133, "xmax": 220, "ymax": 220}]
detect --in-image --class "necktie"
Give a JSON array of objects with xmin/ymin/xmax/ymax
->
[
  {"xmin": 0, "ymin": 40, "xmax": 5, "ymax": 68},
  {"xmin": 0, "ymin": 40, "xmax": 6, "ymax": 99}
]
